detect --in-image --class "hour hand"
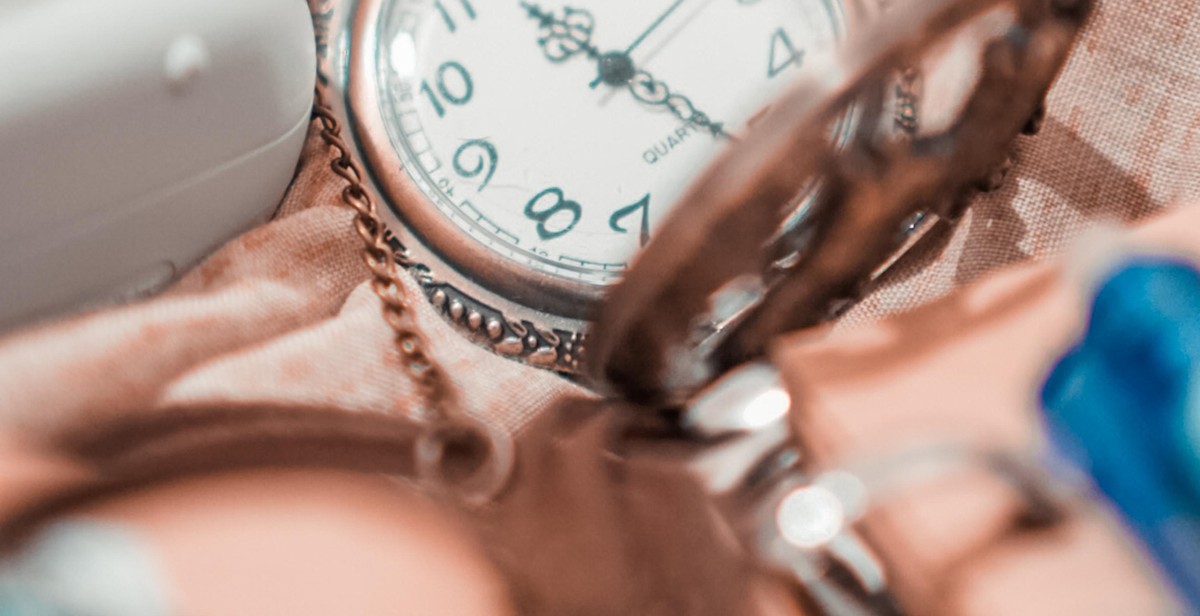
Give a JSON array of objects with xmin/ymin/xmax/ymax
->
[
  {"xmin": 519, "ymin": 4, "xmax": 636, "ymax": 91},
  {"xmin": 520, "ymin": 3, "xmax": 599, "ymax": 63},
  {"xmin": 519, "ymin": 2, "xmax": 634, "ymax": 88},
  {"xmin": 627, "ymin": 70, "xmax": 729, "ymax": 138}
]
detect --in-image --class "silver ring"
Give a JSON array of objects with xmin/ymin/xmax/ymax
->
[{"xmin": 673, "ymin": 362, "xmax": 1081, "ymax": 615}]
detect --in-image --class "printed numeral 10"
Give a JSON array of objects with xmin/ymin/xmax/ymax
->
[{"xmin": 420, "ymin": 61, "xmax": 474, "ymax": 118}]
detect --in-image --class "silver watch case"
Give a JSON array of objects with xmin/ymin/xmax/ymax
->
[{"xmin": 313, "ymin": 0, "xmax": 907, "ymax": 374}]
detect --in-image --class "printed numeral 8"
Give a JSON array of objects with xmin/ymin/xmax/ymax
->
[{"xmin": 525, "ymin": 187, "xmax": 582, "ymax": 241}]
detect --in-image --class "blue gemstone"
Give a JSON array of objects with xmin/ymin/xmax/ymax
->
[{"xmin": 1041, "ymin": 258, "xmax": 1200, "ymax": 612}]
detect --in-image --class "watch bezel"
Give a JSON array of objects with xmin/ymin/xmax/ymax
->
[
  {"xmin": 320, "ymin": 0, "xmax": 890, "ymax": 374},
  {"xmin": 347, "ymin": 0, "xmax": 605, "ymax": 322},
  {"xmin": 322, "ymin": 0, "xmax": 593, "ymax": 373}
]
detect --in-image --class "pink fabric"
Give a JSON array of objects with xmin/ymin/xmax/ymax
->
[
  {"xmin": 842, "ymin": 0, "xmax": 1200, "ymax": 328},
  {"xmin": 1, "ymin": 0, "xmax": 1198, "ymax": 613},
  {"xmin": 0, "ymin": 127, "xmax": 585, "ymax": 440}
]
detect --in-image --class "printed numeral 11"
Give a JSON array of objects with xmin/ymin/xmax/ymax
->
[{"xmin": 434, "ymin": 0, "xmax": 476, "ymax": 33}]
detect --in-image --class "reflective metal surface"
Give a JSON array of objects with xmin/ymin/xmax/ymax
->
[
  {"xmin": 652, "ymin": 362, "xmax": 899, "ymax": 615},
  {"xmin": 315, "ymin": 0, "xmax": 898, "ymax": 372}
]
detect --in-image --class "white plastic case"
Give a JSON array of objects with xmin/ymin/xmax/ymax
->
[{"xmin": 0, "ymin": 0, "xmax": 316, "ymax": 329}]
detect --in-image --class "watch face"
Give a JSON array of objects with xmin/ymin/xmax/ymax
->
[{"xmin": 346, "ymin": 0, "xmax": 856, "ymax": 369}]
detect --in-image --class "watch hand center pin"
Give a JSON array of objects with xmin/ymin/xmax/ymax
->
[
  {"xmin": 589, "ymin": 0, "xmax": 686, "ymax": 89},
  {"xmin": 592, "ymin": 51, "xmax": 636, "ymax": 87}
]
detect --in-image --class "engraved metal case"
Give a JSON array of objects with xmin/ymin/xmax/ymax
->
[{"xmin": 315, "ymin": 0, "xmax": 878, "ymax": 373}]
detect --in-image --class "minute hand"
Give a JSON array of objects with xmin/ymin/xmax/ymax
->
[{"xmin": 624, "ymin": 0, "xmax": 687, "ymax": 56}]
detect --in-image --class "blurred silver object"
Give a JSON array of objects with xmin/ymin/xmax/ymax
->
[
  {"xmin": 614, "ymin": 361, "xmax": 1078, "ymax": 615},
  {"xmin": 676, "ymin": 362, "xmax": 900, "ymax": 615}
]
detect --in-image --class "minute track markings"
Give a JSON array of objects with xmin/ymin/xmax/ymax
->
[{"xmin": 557, "ymin": 254, "xmax": 629, "ymax": 270}]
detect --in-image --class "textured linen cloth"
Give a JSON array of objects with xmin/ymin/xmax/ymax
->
[
  {"xmin": 0, "ymin": 127, "xmax": 585, "ymax": 441},
  {"xmin": 842, "ymin": 0, "xmax": 1200, "ymax": 327}
]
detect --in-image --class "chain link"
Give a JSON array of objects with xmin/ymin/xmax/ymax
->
[{"xmin": 312, "ymin": 87, "xmax": 455, "ymax": 425}]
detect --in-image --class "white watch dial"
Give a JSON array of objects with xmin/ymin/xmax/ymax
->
[{"xmin": 372, "ymin": 0, "xmax": 845, "ymax": 287}]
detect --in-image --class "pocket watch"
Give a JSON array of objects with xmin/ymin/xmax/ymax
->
[{"xmin": 313, "ymin": 0, "xmax": 916, "ymax": 373}]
